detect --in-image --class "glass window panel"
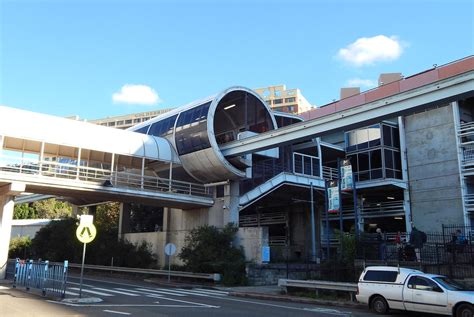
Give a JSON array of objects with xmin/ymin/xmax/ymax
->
[
  {"xmin": 371, "ymin": 169, "xmax": 383, "ymax": 179},
  {"xmin": 294, "ymin": 154, "xmax": 303, "ymax": 174},
  {"xmin": 386, "ymin": 169, "xmax": 394, "ymax": 178},
  {"xmin": 393, "ymin": 127, "xmax": 400, "ymax": 148},
  {"xmin": 370, "ymin": 149, "xmax": 382, "ymax": 169},
  {"xmin": 312, "ymin": 158, "xmax": 320, "ymax": 177},
  {"xmin": 358, "ymin": 142, "xmax": 369, "ymax": 150},
  {"xmin": 358, "ymin": 171, "xmax": 370, "ymax": 181},
  {"xmin": 135, "ymin": 125, "xmax": 149, "ymax": 134},
  {"xmin": 394, "ymin": 152, "xmax": 402, "ymax": 170},
  {"xmin": 383, "ymin": 125, "xmax": 392, "ymax": 147},
  {"xmin": 367, "ymin": 125, "xmax": 381, "ymax": 142},
  {"xmin": 175, "ymin": 103, "xmax": 211, "ymax": 155},
  {"xmin": 358, "ymin": 152, "xmax": 369, "ymax": 171},
  {"xmin": 304, "ymin": 156, "xmax": 312, "ymax": 175},
  {"xmin": 348, "ymin": 155, "xmax": 358, "ymax": 172},
  {"xmin": 384, "ymin": 149, "xmax": 394, "ymax": 169}
]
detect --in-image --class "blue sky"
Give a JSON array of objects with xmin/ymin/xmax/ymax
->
[{"xmin": 1, "ymin": 0, "xmax": 473, "ymax": 119}]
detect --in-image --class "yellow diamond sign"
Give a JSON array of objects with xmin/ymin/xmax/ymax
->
[{"xmin": 76, "ymin": 215, "xmax": 97, "ymax": 244}]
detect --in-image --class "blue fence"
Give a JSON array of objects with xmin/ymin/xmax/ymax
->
[{"xmin": 13, "ymin": 259, "xmax": 69, "ymax": 298}]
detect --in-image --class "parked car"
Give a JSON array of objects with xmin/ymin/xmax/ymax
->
[{"xmin": 356, "ymin": 266, "xmax": 474, "ymax": 316}]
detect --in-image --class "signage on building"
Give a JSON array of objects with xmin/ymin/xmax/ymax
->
[
  {"xmin": 327, "ymin": 180, "xmax": 340, "ymax": 213},
  {"xmin": 262, "ymin": 246, "xmax": 270, "ymax": 263},
  {"xmin": 340, "ymin": 159, "xmax": 353, "ymax": 191}
]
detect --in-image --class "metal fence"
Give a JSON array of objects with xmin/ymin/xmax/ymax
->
[
  {"xmin": 357, "ymin": 228, "xmax": 474, "ymax": 279},
  {"xmin": 13, "ymin": 259, "xmax": 69, "ymax": 298}
]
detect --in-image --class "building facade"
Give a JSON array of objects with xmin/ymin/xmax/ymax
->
[{"xmin": 254, "ymin": 85, "xmax": 313, "ymax": 114}]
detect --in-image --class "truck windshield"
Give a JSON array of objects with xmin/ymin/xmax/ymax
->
[{"xmin": 433, "ymin": 277, "xmax": 471, "ymax": 291}]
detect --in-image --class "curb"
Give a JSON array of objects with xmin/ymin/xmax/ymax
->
[
  {"xmin": 229, "ymin": 291, "xmax": 365, "ymax": 309},
  {"xmin": 62, "ymin": 297, "xmax": 103, "ymax": 304}
]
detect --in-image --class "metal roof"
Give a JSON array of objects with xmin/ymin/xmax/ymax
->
[{"xmin": 0, "ymin": 106, "xmax": 180, "ymax": 163}]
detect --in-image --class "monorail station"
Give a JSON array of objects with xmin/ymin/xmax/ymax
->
[{"xmin": 0, "ymin": 56, "xmax": 473, "ymax": 275}]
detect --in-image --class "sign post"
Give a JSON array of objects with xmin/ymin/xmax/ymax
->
[
  {"xmin": 76, "ymin": 215, "xmax": 97, "ymax": 298},
  {"xmin": 164, "ymin": 243, "xmax": 176, "ymax": 283}
]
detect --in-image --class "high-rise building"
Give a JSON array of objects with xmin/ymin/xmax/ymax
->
[
  {"xmin": 88, "ymin": 108, "xmax": 174, "ymax": 129},
  {"xmin": 254, "ymin": 85, "xmax": 313, "ymax": 114}
]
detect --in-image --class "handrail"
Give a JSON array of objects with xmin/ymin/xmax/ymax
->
[
  {"xmin": 322, "ymin": 166, "xmax": 338, "ymax": 180},
  {"xmin": 0, "ymin": 154, "xmax": 211, "ymax": 198}
]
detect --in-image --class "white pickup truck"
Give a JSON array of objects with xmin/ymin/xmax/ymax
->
[{"xmin": 356, "ymin": 266, "xmax": 474, "ymax": 316}]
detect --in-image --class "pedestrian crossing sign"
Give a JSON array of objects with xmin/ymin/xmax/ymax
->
[{"xmin": 76, "ymin": 215, "xmax": 97, "ymax": 244}]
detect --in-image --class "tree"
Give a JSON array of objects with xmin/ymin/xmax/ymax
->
[
  {"xmin": 95, "ymin": 202, "xmax": 120, "ymax": 232},
  {"xmin": 179, "ymin": 224, "xmax": 247, "ymax": 285},
  {"xmin": 9, "ymin": 236, "xmax": 32, "ymax": 258},
  {"xmin": 32, "ymin": 198, "xmax": 72, "ymax": 219},
  {"xmin": 13, "ymin": 203, "xmax": 37, "ymax": 219}
]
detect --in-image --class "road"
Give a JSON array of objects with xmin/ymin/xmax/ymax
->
[{"xmin": 1, "ymin": 275, "xmax": 443, "ymax": 317}]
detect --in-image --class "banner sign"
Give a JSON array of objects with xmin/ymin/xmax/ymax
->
[
  {"xmin": 327, "ymin": 180, "xmax": 340, "ymax": 213},
  {"xmin": 340, "ymin": 159, "xmax": 353, "ymax": 191}
]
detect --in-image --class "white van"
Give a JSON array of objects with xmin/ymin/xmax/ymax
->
[{"xmin": 356, "ymin": 266, "xmax": 474, "ymax": 316}]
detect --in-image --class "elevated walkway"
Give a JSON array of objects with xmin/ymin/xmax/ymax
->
[
  {"xmin": 239, "ymin": 172, "xmax": 325, "ymax": 209},
  {"xmin": 0, "ymin": 106, "xmax": 213, "ymax": 209}
]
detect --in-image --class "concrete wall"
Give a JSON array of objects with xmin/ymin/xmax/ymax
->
[
  {"xmin": 123, "ymin": 231, "xmax": 167, "ymax": 267},
  {"xmin": 404, "ymin": 105, "xmax": 464, "ymax": 232},
  {"xmin": 10, "ymin": 219, "xmax": 51, "ymax": 238},
  {"xmin": 236, "ymin": 227, "xmax": 268, "ymax": 263}
]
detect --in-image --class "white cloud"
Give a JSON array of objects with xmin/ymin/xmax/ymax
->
[
  {"xmin": 347, "ymin": 78, "xmax": 377, "ymax": 88},
  {"xmin": 112, "ymin": 84, "xmax": 161, "ymax": 105},
  {"xmin": 337, "ymin": 35, "xmax": 403, "ymax": 66}
]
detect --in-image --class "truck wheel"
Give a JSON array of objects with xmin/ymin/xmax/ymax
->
[
  {"xmin": 371, "ymin": 295, "xmax": 389, "ymax": 314},
  {"xmin": 456, "ymin": 304, "xmax": 473, "ymax": 317}
]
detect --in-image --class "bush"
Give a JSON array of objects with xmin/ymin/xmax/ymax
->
[
  {"xmin": 9, "ymin": 236, "xmax": 32, "ymax": 259},
  {"xmin": 29, "ymin": 217, "xmax": 157, "ymax": 268},
  {"xmin": 179, "ymin": 224, "xmax": 247, "ymax": 286}
]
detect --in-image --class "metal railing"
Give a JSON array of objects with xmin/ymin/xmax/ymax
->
[
  {"xmin": 278, "ymin": 278, "xmax": 357, "ymax": 301},
  {"xmin": 459, "ymin": 121, "xmax": 474, "ymax": 145},
  {"xmin": 465, "ymin": 194, "xmax": 474, "ymax": 212},
  {"xmin": 325, "ymin": 200, "xmax": 404, "ymax": 220},
  {"xmin": 12, "ymin": 259, "xmax": 68, "ymax": 298},
  {"xmin": 64, "ymin": 262, "xmax": 221, "ymax": 282},
  {"xmin": 0, "ymin": 153, "xmax": 211, "ymax": 198},
  {"xmin": 239, "ymin": 211, "xmax": 287, "ymax": 227},
  {"xmin": 322, "ymin": 166, "xmax": 338, "ymax": 180}
]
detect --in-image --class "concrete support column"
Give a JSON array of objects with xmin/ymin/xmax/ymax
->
[
  {"xmin": 0, "ymin": 195, "xmax": 14, "ymax": 279},
  {"xmin": 223, "ymin": 180, "xmax": 239, "ymax": 225},
  {"xmin": 118, "ymin": 203, "xmax": 131, "ymax": 239},
  {"xmin": 0, "ymin": 182, "xmax": 25, "ymax": 280},
  {"xmin": 398, "ymin": 116, "xmax": 413, "ymax": 234}
]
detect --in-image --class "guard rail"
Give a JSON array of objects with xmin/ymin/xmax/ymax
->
[
  {"xmin": 278, "ymin": 278, "xmax": 358, "ymax": 301},
  {"xmin": 8, "ymin": 259, "xmax": 220, "ymax": 282}
]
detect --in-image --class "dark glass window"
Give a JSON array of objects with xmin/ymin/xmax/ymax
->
[
  {"xmin": 385, "ymin": 149, "xmax": 394, "ymax": 169},
  {"xmin": 393, "ymin": 127, "xmax": 400, "ymax": 148},
  {"xmin": 383, "ymin": 125, "xmax": 392, "ymax": 147},
  {"xmin": 274, "ymin": 99, "xmax": 283, "ymax": 104},
  {"xmin": 358, "ymin": 152, "xmax": 369, "ymax": 171},
  {"xmin": 135, "ymin": 125, "xmax": 149, "ymax": 134},
  {"xmin": 394, "ymin": 152, "xmax": 402, "ymax": 170},
  {"xmin": 216, "ymin": 185, "xmax": 225, "ymax": 198},
  {"xmin": 349, "ymin": 155, "xmax": 358, "ymax": 172},
  {"xmin": 285, "ymin": 97, "xmax": 296, "ymax": 103},
  {"xmin": 370, "ymin": 150, "xmax": 382, "ymax": 169},
  {"xmin": 175, "ymin": 103, "xmax": 211, "ymax": 155},
  {"xmin": 294, "ymin": 154, "xmax": 303, "ymax": 174},
  {"xmin": 148, "ymin": 115, "xmax": 177, "ymax": 137},
  {"xmin": 363, "ymin": 270, "xmax": 398, "ymax": 282}
]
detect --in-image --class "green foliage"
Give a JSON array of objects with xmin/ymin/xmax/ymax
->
[
  {"xmin": 9, "ymin": 236, "xmax": 32, "ymax": 258},
  {"xmin": 32, "ymin": 199, "xmax": 72, "ymax": 219},
  {"xmin": 13, "ymin": 203, "xmax": 37, "ymax": 219},
  {"xmin": 30, "ymin": 212, "xmax": 157, "ymax": 268},
  {"xmin": 95, "ymin": 202, "xmax": 120, "ymax": 232},
  {"xmin": 179, "ymin": 224, "xmax": 247, "ymax": 286}
]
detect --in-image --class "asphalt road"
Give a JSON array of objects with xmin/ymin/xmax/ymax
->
[{"xmin": 1, "ymin": 275, "xmax": 444, "ymax": 317}]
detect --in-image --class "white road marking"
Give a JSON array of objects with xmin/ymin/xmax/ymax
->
[
  {"xmin": 0, "ymin": 286, "xmax": 9, "ymax": 290},
  {"xmin": 135, "ymin": 288, "xmax": 186, "ymax": 297},
  {"xmin": 156, "ymin": 288, "xmax": 210, "ymax": 297},
  {"xmin": 67, "ymin": 281, "xmax": 95, "ymax": 288},
  {"xmin": 194, "ymin": 288, "xmax": 229, "ymax": 295},
  {"xmin": 114, "ymin": 288, "xmax": 145, "ymax": 294},
  {"xmin": 184, "ymin": 289, "xmax": 228, "ymax": 296},
  {"xmin": 93, "ymin": 287, "xmax": 139, "ymax": 296},
  {"xmin": 64, "ymin": 290, "xmax": 80, "ymax": 296},
  {"xmin": 103, "ymin": 310, "xmax": 131, "ymax": 315},
  {"xmin": 49, "ymin": 301, "xmax": 218, "ymax": 308},
  {"xmin": 69, "ymin": 287, "xmax": 114, "ymax": 296},
  {"xmin": 144, "ymin": 294, "xmax": 220, "ymax": 308}
]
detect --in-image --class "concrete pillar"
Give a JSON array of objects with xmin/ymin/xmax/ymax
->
[
  {"xmin": 0, "ymin": 182, "xmax": 25, "ymax": 279},
  {"xmin": 0, "ymin": 195, "xmax": 14, "ymax": 279},
  {"xmin": 398, "ymin": 116, "xmax": 413, "ymax": 234},
  {"xmin": 118, "ymin": 203, "xmax": 131, "ymax": 239},
  {"xmin": 223, "ymin": 180, "xmax": 239, "ymax": 225}
]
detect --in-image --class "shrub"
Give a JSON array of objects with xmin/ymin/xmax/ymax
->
[
  {"xmin": 179, "ymin": 224, "xmax": 247, "ymax": 285},
  {"xmin": 9, "ymin": 236, "xmax": 33, "ymax": 259}
]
